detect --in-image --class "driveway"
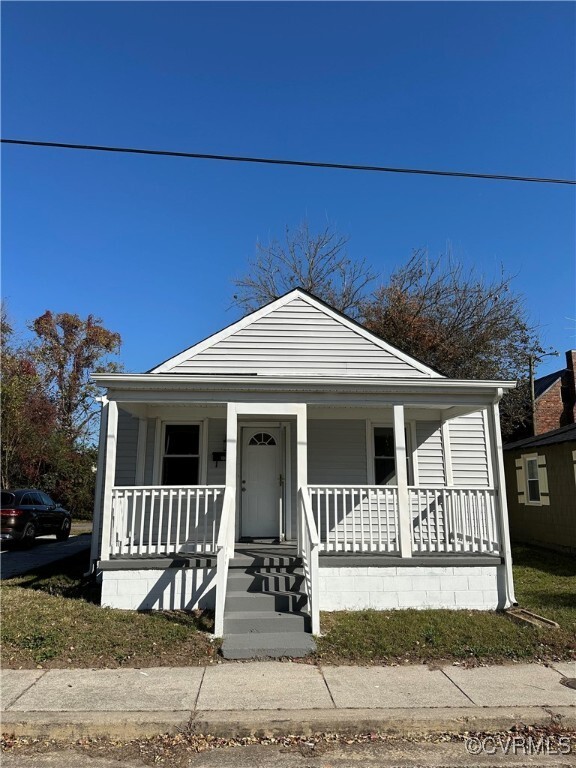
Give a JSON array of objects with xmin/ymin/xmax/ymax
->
[{"xmin": 0, "ymin": 535, "xmax": 91, "ymax": 580}]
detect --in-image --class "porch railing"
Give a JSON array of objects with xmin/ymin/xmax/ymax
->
[
  {"xmin": 409, "ymin": 487, "xmax": 500, "ymax": 555},
  {"xmin": 214, "ymin": 487, "xmax": 235, "ymax": 638},
  {"xmin": 309, "ymin": 485, "xmax": 400, "ymax": 553},
  {"xmin": 308, "ymin": 485, "xmax": 500, "ymax": 556},
  {"xmin": 109, "ymin": 486, "xmax": 226, "ymax": 557},
  {"xmin": 298, "ymin": 487, "xmax": 320, "ymax": 635}
]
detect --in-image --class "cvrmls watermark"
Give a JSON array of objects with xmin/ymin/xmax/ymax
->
[{"xmin": 465, "ymin": 735, "xmax": 573, "ymax": 756}]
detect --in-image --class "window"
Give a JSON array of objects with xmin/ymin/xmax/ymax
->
[
  {"xmin": 161, "ymin": 424, "xmax": 200, "ymax": 485},
  {"xmin": 374, "ymin": 427, "xmax": 396, "ymax": 485},
  {"xmin": 525, "ymin": 457, "xmax": 541, "ymax": 503},
  {"xmin": 517, "ymin": 452, "xmax": 549, "ymax": 506},
  {"xmin": 371, "ymin": 425, "xmax": 413, "ymax": 485},
  {"xmin": 248, "ymin": 432, "xmax": 276, "ymax": 446}
]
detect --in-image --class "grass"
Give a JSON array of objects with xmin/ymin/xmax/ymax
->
[
  {"xmin": 1, "ymin": 544, "xmax": 574, "ymax": 668},
  {"xmin": 1, "ymin": 551, "xmax": 218, "ymax": 669},
  {"xmin": 314, "ymin": 545, "xmax": 576, "ymax": 665}
]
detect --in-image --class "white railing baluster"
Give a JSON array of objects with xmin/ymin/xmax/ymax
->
[{"xmin": 109, "ymin": 486, "xmax": 225, "ymax": 558}]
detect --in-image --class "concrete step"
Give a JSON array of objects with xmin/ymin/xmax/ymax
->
[
  {"xmin": 229, "ymin": 553, "xmax": 303, "ymax": 569},
  {"xmin": 221, "ymin": 631, "xmax": 316, "ymax": 660},
  {"xmin": 225, "ymin": 590, "xmax": 308, "ymax": 613},
  {"xmin": 227, "ymin": 569, "xmax": 305, "ymax": 593},
  {"xmin": 224, "ymin": 610, "xmax": 311, "ymax": 634}
]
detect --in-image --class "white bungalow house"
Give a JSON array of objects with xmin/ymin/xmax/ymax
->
[{"xmin": 91, "ymin": 289, "xmax": 517, "ymax": 658}]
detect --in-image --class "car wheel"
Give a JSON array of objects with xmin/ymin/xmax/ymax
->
[
  {"xmin": 56, "ymin": 518, "xmax": 71, "ymax": 541},
  {"xmin": 21, "ymin": 523, "xmax": 37, "ymax": 546}
]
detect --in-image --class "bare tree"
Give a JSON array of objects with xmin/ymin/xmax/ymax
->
[
  {"xmin": 233, "ymin": 221, "xmax": 375, "ymax": 318},
  {"xmin": 361, "ymin": 250, "xmax": 543, "ymax": 439}
]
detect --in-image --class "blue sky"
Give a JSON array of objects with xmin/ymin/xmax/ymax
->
[{"xmin": 2, "ymin": 1, "xmax": 575, "ymax": 378}]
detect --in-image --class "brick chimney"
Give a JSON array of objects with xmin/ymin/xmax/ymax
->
[
  {"xmin": 533, "ymin": 350, "xmax": 576, "ymax": 434},
  {"xmin": 560, "ymin": 349, "xmax": 576, "ymax": 426}
]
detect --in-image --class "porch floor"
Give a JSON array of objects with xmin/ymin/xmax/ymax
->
[{"xmin": 101, "ymin": 543, "xmax": 503, "ymax": 570}]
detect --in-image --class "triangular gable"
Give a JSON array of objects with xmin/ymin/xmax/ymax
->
[{"xmin": 150, "ymin": 289, "xmax": 442, "ymax": 378}]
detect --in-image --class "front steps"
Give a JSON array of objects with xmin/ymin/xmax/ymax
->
[{"xmin": 221, "ymin": 547, "xmax": 316, "ymax": 660}]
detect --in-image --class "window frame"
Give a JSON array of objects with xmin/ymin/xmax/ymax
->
[
  {"xmin": 523, "ymin": 453, "xmax": 542, "ymax": 506},
  {"xmin": 154, "ymin": 421, "xmax": 207, "ymax": 486},
  {"xmin": 367, "ymin": 421, "xmax": 414, "ymax": 486}
]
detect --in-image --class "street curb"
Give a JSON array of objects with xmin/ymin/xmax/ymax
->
[{"xmin": 2, "ymin": 707, "xmax": 575, "ymax": 740}]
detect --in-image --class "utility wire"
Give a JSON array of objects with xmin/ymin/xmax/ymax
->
[{"xmin": 2, "ymin": 138, "xmax": 575, "ymax": 185}]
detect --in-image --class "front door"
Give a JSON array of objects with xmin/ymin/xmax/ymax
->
[{"xmin": 241, "ymin": 427, "xmax": 282, "ymax": 538}]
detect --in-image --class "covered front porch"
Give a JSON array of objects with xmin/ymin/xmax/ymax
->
[{"xmin": 91, "ymin": 376, "xmax": 516, "ymax": 636}]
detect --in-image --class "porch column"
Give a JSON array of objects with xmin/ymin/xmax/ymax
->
[
  {"xmin": 295, "ymin": 404, "xmax": 308, "ymax": 551},
  {"xmin": 487, "ymin": 396, "xmax": 517, "ymax": 606},
  {"xmin": 224, "ymin": 403, "xmax": 238, "ymax": 549},
  {"xmin": 99, "ymin": 399, "xmax": 118, "ymax": 563},
  {"xmin": 393, "ymin": 404, "xmax": 412, "ymax": 558},
  {"xmin": 89, "ymin": 397, "xmax": 109, "ymax": 567}
]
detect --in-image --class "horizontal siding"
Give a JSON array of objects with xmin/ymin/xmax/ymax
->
[
  {"xmin": 415, "ymin": 421, "xmax": 445, "ymax": 486},
  {"xmin": 143, "ymin": 418, "xmax": 156, "ymax": 485},
  {"xmin": 206, "ymin": 419, "xmax": 227, "ymax": 485},
  {"xmin": 170, "ymin": 297, "xmax": 430, "ymax": 378},
  {"xmin": 449, "ymin": 411, "xmax": 490, "ymax": 488},
  {"xmin": 114, "ymin": 409, "xmax": 138, "ymax": 486},
  {"xmin": 308, "ymin": 419, "xmax": 367, "ymax": 484}
]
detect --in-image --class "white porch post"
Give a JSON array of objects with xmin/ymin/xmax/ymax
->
[
  {"xmin": 99, "ymin": 399, "xmax": 118, "ymax": 563},
  {"xmin": 393, "ymin": 404, "xmax": 412, "ymax": 558},
  {"xmin": 224, "ymin": 403, "xmax": 238, "ymax": 550},
  {"xmin": 487, "ymin": 396, "xmax": 517, "ymax": 606},
  {"xmin": 296, "ymin": 404, "xmax": 308, "ymax": 549},
  {"xmin": 89, "ymin": 397, "xmax": 109, "ymax": 567}
]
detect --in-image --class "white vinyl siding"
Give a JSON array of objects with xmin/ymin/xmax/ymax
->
[
  {"xmin": 168, "ymin": 297, "xmax": 431, "ymax": 378},
  {"xmin": 114, "ymin": 409, "xmax": 139, "ymax": 486},
  {"xmin": 415, "ymin": 421, "xmax": 445, "ymax": 486},
  {"xmin": 308, "ymin": 420, "xmax": 367, "ymax": 484},
  {"xmin": 449, "ymin": 411, "xmax": 490, "ymax": 488},
  {"xmin": 206, "ymin": 419, "xmax": 227, "ymax": 485},
  {"xmin": 143, "ymin": 418, "xmax": 156, "ymax": 485}
]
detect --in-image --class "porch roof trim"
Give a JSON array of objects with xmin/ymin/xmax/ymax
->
[{"xmin": 92, "ymin": 372, "xmax": 515, "ymax": 398}]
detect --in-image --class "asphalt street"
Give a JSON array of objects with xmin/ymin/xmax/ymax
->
[
  {"xmin": 0, "ymin": 534, "xmax": 91, "ymax": 580},
  {"xmin": 2, "ymin": 738, "xmax": 576, "ymax": 768}
]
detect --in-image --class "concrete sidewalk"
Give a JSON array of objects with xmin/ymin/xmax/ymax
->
[{"xmin": 2, "ymin": 661, "xmax": 575, "ymax": 739}]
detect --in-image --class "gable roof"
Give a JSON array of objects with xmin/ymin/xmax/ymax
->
[
  {"xmin": 504, "ymin": 422, "xmax": 576, "ymax": 451},
  {"xmin": 534, "ymin": 368, "xmax": 565, "ymax": 399},
  {"xmin": 149, "ymin": 288, "xmax": 442, "ymax": 379}
]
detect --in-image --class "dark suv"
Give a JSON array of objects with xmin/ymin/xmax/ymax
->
[{"xmin": 0, "ymin": 489, "xmax": 72, "ymax": 545}]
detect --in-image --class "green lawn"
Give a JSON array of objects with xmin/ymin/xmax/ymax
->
[
  {"xmin": 1, "ymin": 544, "xmax": 574, "ymax": 668},
  {"xmin": 315, "ymin": 545, "xmax": 576, "ymax": 665},
  {"xmin": 1, "ymin": 551, "xmax": 218, "ymax": 668}
]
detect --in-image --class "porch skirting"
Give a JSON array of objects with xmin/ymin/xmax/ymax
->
[
  {"xmin": 100, "ymin": 566, "xmax": 216, "ymax": 611},
  {"xmin": 318, "ymin": 564, "xmax": 505, "ymax": 611},
  {"xmin": 98, "ymin": 557, "xmax": 505, "ymax": 612}
]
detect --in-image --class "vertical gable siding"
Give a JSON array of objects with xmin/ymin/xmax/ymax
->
[
  {"xmin": 114, "ymin": 409, "xmax": 138, "ymax": 486},
  {"xmin": 168, "ymin": 297, "xmax": 430, "ymax": 378},
  {"xmin": 308, "ymin": 420, "xmax": 367, "ymax": 484},
  {"xmin": 415, "ymin": 421, "xmax": 445, "ymax": 486},
  {"xmin": 449, "ymin": 411, "xmax": 490, "ymax": 487}
]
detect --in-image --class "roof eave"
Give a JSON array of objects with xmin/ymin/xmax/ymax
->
[{"xmin": 92, "ymin": 372, "xmax": 516, "ymax": 395}]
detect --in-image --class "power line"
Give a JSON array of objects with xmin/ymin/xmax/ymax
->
[{"xmin": 2, "ymin": 137, "xmax": 575, "ymax": 185}]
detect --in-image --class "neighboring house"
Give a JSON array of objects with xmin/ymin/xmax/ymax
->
[
  {"xmin": 504, "ymin": 423, "xmax": 576, "ymax": 555},
  {"xmin": 91, "ymin": 288, "xmax": 517, "ymax": 658},
  {"xmin": 533, "ymin": 351, "xmax": 576, "ymax": 435}
]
